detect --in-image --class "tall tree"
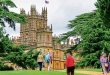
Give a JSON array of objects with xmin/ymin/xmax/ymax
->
[
  {"xmin": 95, "ymin": 0, "xmax": 110, "ymax": 54},
  {"xmin": 95, "ymin": 0, "xmax": 110, "ymax": 28},
  {"xmin": 59, "ymin": 0, "xmax": 110, "ymax": 68},
  {"xmin": 60, "ymin": 11, "xmax": 110, "ymax": 68},
  {"xmin": 0, "ymin": 0, "xmax": 26, "ymax": 70},
  {"xmin": 0, "ymin": 0, "xmax": 25, "ymax": 30},
  {"xmin": 0, "ymin": 0, "xmax": 26, "ymax": 53}
]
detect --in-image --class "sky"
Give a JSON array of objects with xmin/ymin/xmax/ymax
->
[{"xmin": 5, "ymin": 0, "xmax": 97, "ymax": 37}]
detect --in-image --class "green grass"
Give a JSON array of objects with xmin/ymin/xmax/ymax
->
[
  {"xmin": 77, "ymin": 68, "xmax": 101, "ymax": 72},
  {"xmin": 0, "ymin": 70, "xmax": 87, "ymax": 75}
]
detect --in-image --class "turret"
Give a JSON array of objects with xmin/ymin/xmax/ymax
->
[
  {"xmin": 20, "ymin": 8, "xmax": 25, "ymax": 14},
  {"xmin": 30, "ymin": 5, "xmax": 37, "ymax": 16},
  {"xmin": 42, "ymin": 7, "xmax": 44, "ymax": 15},
  {"xmin": 51, "ymin": 24, "xmax": 52, "ymax": 31},
  {"xmin": 42, "ymin": 7, "xmax": 47, "ymax": 20}
]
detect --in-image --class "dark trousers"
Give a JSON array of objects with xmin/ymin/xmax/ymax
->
[
  {"xmin": 38, "ymin": 62, "xmax": 43, "ymax": 71},
  {"xmin": 67, "ymin": 66, "xmax": 75, "ymax": 75}
]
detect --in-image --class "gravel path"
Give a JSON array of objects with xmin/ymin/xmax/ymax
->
[
  {"xmin": 57, "ymin": 70, "xmax": 110, "ymax": 75},
  {"xmin": 76, "ymin": 71, "xmax": 110, "ymax": 75}
]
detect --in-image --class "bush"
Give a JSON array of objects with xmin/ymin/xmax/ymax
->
[
  {"xmin": 0, "ymin": 65, "xmax": 14, "ymax": 71},
  {"xmin": 0, "ymin": 61, "xmax": 13, "ymax": 71}
]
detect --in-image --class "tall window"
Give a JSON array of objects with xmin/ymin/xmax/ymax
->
[
  {"xmin": 39, "ymin": 22, "xmax": 41, "ymax": 28},
  {"xmin": 47, "ymin": 35, "xmax": 49, "ymax": 42},
  {"xmin": 39, "ymin": 34, "xmax": 41, "ymax": 42}
]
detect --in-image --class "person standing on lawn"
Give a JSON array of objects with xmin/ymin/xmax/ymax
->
[
  {"xmin": 37, "ymin": 52, "xmax": 44, "ymax": 71},
  {"xmin": 108, "ymin": 53, "xmax": 110, "ymax": 72},
  {"xmin": 45, "ymin": 51, "xmax": 51, "ymax": 71},
  {"xmin": 66, "ymin": 52, "xmax": 75, "ymax": 75},
  {"xmin": 100, "ymin": 53, "xmax": 108, "ymax": 75}
]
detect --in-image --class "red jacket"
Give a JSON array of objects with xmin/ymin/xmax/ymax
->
[{"xmin": 66, "ymin": 55, "xmax": 75, "ymax": 67}]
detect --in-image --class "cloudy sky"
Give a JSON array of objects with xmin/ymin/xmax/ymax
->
[{"xmin": 6, "ymin": 0, "xmax": 97, "ymax": 37}]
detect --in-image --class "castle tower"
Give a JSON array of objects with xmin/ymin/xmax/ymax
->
[
  {"xmin": 20, "ymin": 5, "xmax": 37, "ymax": 47},
  {"xmin": 20, "ymin": 8, "xmax": 29, "ymax": 46},
  {"xmin": 20, "ymin": 5, "xmax": 53, "ymax": 49},
  {"xmin": 37, "ymin": 7, "xmax": 53, "ymax": 50}
]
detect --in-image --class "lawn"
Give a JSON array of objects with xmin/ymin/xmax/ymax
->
[
  {"xmin": 0, "ymin": 70, "xmax": 88, "ymax": 75},
  {"xmin": 77, "ymin": 68, "xmax": 101, "ymax": 72}
]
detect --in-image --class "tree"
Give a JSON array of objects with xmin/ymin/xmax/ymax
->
[
  {"xmin": 95, "ymin": 0, "xmax": 110, "ymax": 28},
  {"xmin": 59, "ymin": 0, "xmax": 110, "ymax": 68},
  {"xmin": 0, "ymin": 34, "xmax": 13, "ymax": 53},
  {"xmin": 0, "ymin": 0, "xmax": 40, "ymax": 70},
  {"xmin": 0, "ymin": 0, "xmax": 26, "ymax": 30},
  {"xmin": 0, "ymin": 0, "xmax": 26, "ymax": 52},
  {"xmin": 0, "ymin": 0, "xmax": 26, "ymax": 70},
  {"xmin": 5, "ymin": 46, "xmax": 39, "ymax": 69},
  {"xmin": 60, "ymin": 11, "xmax": 110, "ymax": 68}
]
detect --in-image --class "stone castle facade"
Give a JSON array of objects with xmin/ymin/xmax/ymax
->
[
  {"xmin": 12, "ymin": 5, "xmax": 81, "ymax": 70},
  {"xmin": 12, "ymin": 5, "xmax": 69, "ymax": 70},
  {"xmin": 20, "ymin": 5, "xmax": 53, "ymax": 48}
]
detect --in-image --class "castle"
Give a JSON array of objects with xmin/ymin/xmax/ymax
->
[
  {"xmin": 12, "ymin": 5, "xmax": 81, "ymax": 70},
  {"xmin": 12, "ymin": 5, "xmax": 70, "ymax": 70}
]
